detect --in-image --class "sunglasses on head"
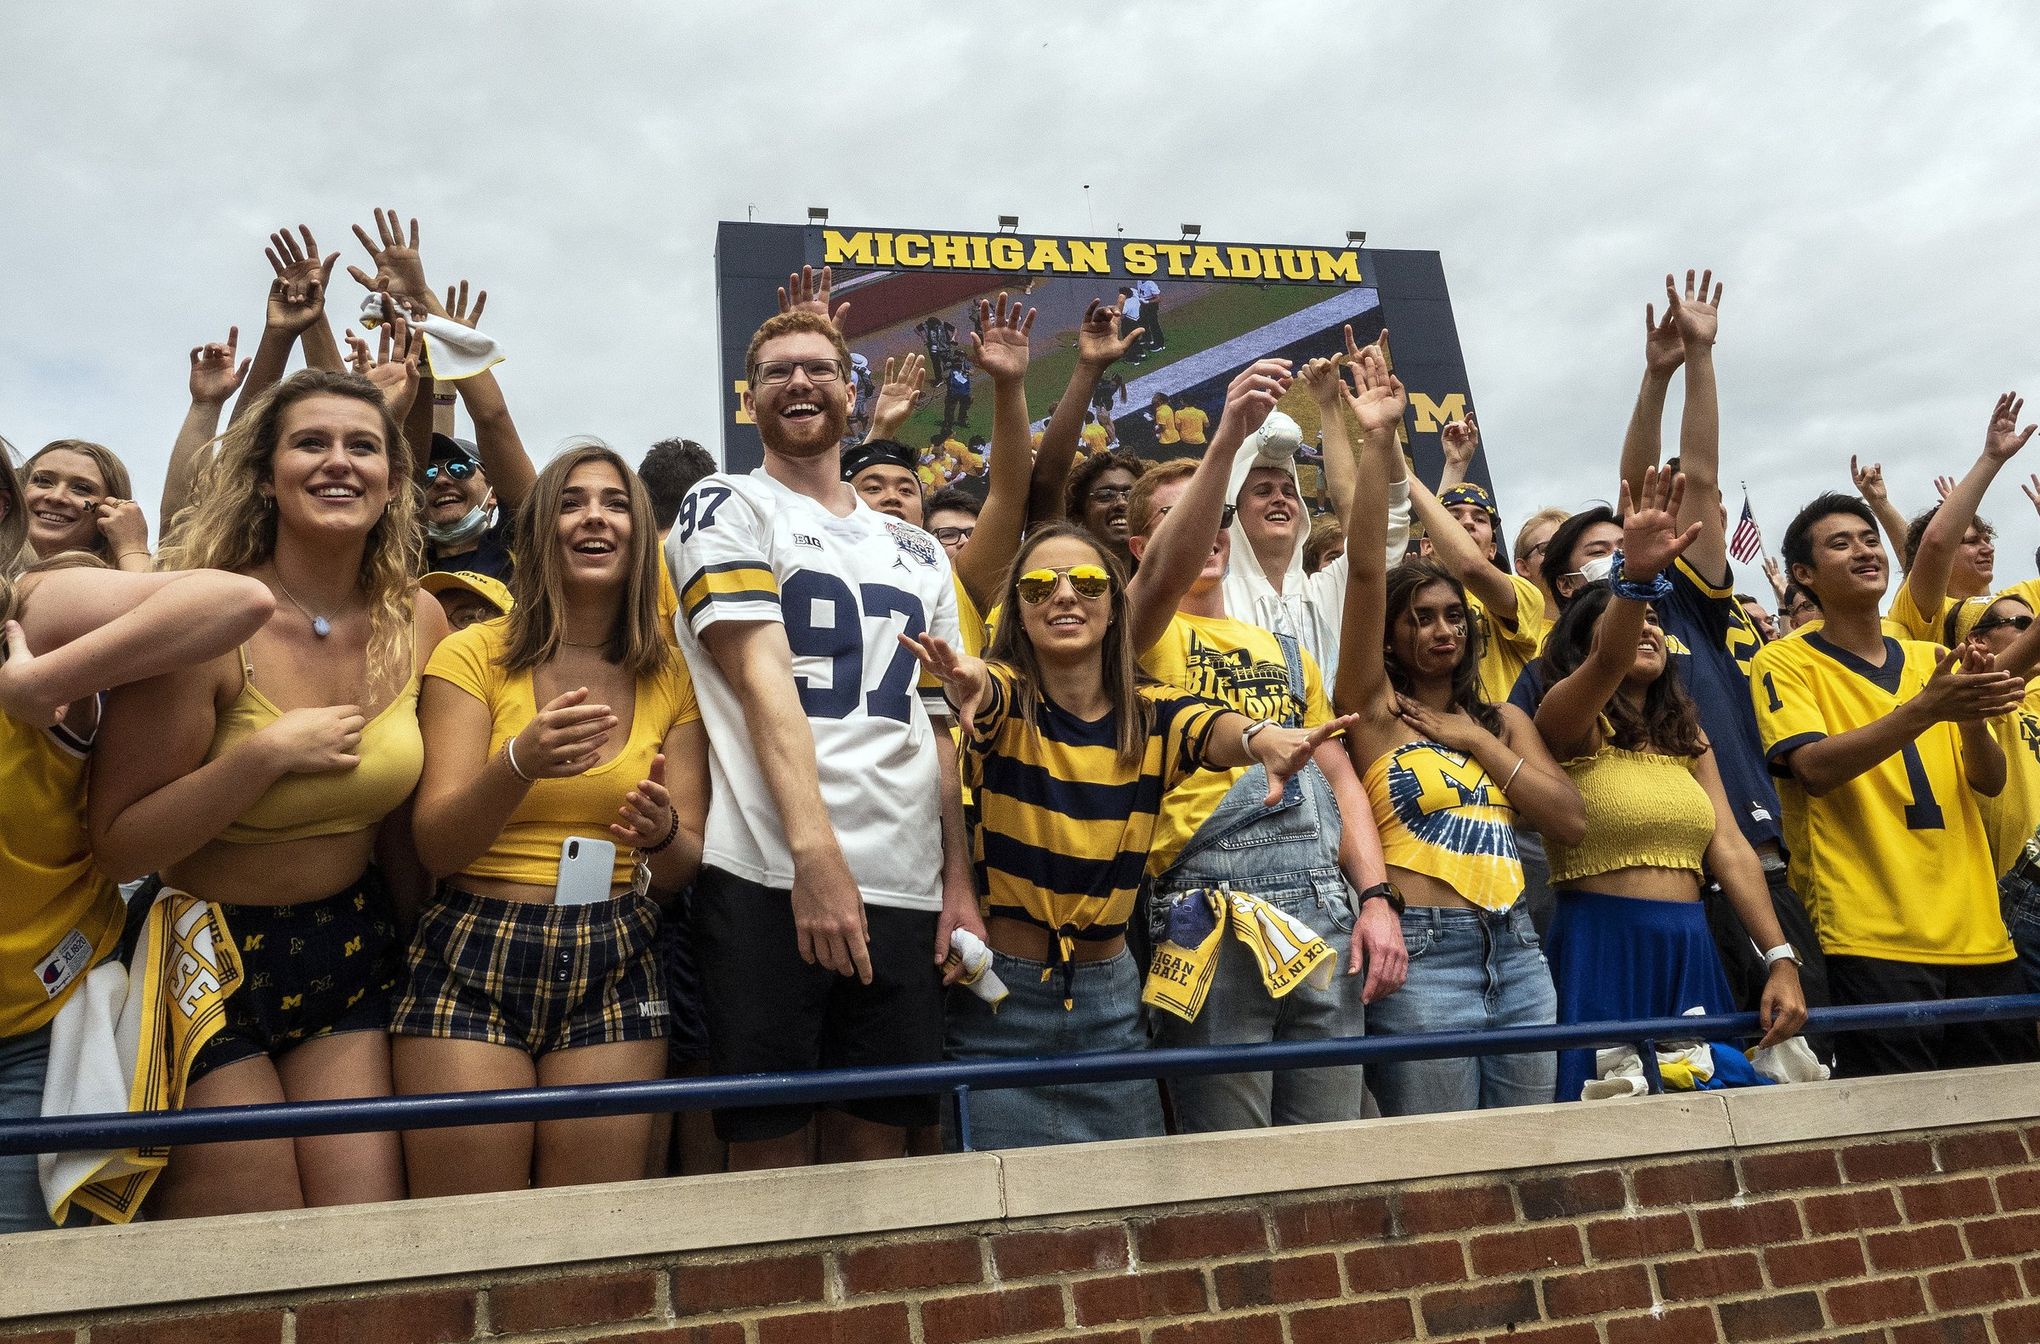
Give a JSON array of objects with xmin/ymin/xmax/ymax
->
[
  {"xmin": 425, "ymin": 459, "xmax": 478, "ymax": 483},
  {"xmin": 1015, "ymin": 564, "xmax": 1112, "ymax": 604}
]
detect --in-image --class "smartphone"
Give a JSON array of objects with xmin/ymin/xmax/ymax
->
[{"xmin": 555, "ymin": 836, "xmax": 617, "ymax": 906}]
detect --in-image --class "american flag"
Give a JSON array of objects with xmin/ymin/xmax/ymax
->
[{"xmin": 1730, "ymin": 490, "xmax": 1764, "ymax": 565}]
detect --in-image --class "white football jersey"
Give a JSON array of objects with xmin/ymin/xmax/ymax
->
[{"xmin": 668, "ymin": 469, "xmax": 961, "ymax": 911}]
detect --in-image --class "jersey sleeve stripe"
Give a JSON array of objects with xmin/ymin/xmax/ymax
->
[
  {"xmin": 1765, "ymin": 730, "xmax": 1825, "ymax": 773},
  {"xmin": 681, "ymin": 562, "xmax": 782, "ymax": 621}
]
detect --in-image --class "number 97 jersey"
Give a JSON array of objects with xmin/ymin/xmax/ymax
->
[{"xmin": 668, "ymin": 470, "xmax": 962, "ymax": 913}]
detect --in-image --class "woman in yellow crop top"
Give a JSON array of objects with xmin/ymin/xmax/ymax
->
[
  {"xmin": 1531, "ymin": 470, "xmax": 1805, "ymax": 1102},
  {"xmin": 90, "ymin": 369, "xmax": 447, "ymax": 1220},
  {"xmin": 0, "ymin": 450, "xmax": 275, "ymax": 1232},
  {"xmin": 1332, "ymin": 342, "xmax": 1584, "ymax": 1118},
  {"xmin": 397, "ymin": 441, "xmax": 709, "ymax": 1196}
]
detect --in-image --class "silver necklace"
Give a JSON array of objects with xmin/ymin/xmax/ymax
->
[{"xmin": 273, "ymin": 579, "xmax": 333, "ymax": 638}]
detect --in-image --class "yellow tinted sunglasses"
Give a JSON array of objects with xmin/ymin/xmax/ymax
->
[{"xmin": 1015, "ymin": 564, "xmax": 1112, "ymax": 604}]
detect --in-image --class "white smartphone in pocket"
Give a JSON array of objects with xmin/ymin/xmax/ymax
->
[{"xmin": 555, "ymin": 836, "xmax": 616, "ymax": 906}]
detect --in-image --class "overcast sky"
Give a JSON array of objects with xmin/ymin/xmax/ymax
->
[{"xmin": 8, "ymin": 3, "xmax": 2040, "ymax": 596}]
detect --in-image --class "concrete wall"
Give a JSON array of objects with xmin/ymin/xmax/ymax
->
[{"xmin": 3, "ymin": 1063, "xmax": 2037, "ymax": 1343}]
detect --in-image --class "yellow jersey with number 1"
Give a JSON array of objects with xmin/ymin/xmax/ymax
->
[{"xmin": 1750, "ymin": 632, "xmax": 2009, "ymax": 964}]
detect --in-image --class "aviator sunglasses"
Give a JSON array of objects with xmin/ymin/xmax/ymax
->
[
  {"xmin": 424, "ymin": 459, "xmax": 478, "ymax": 483},
  {"xmin": 1015, "ymin": 564, "xmax": 1112, "ymax": 604}
]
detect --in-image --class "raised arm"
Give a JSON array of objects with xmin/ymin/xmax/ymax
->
[
  {"xmin": 232, "ymin": 235, "xmax": 337, "ymax": 426},
  {"xmin": 1664, "ymin": 269, "xmax": 1728, "ymax": 578},
  {"xmin": 1534, "ymin": 470, "xmax": 1702, "ymax": 759},
  {"xmin": 1124, "ymin": 359, "xmax": 1290, "ymax": 653},
  {"xmin": 1616, "ymin": 297, "xmax": 1685, "ymax": 501},
  {"xmin": 777, "ymin": 264, "xmax": 852, "ymax": 330},
  {"xmin": 266, "ymin": 226, "xmax": 345, "ymax": 373},
  {"xmin": 865, "ymin": 352, "xmax": 925, "ymax": 445},
  {"xmin": 953, "ymin": 295, "xmax": 1036, "ymax": 609},
  {"xmin": 162, "ymin": 328, "xmax": 248, "ymax": 538},
  {"xmin": 1437, "ymin": 414, "xmax": 1478, "ymax": 490},
  {"xmin": 1332, "ymin": 344, "xmax": 1406, "ymax": 721},
  {"xmin": 1409, "ymin": 475, "xmax": 1516, "ymax": 618},
  {"xmin": 437, "ymin": 281, "xmax": 537, "ymax": 514},
  {"xmin": 1904, "ymin": 392, "xmax": 2033, "ymax": 619},
  {"xmin": 1850, "ymin": 456, "xmax": 1911, "ymax": 566},
  {"xmin": 1026, "ymin": 300, "xmax": 1140, "ymax": 524}
]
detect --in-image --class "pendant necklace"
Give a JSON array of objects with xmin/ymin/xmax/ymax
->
[{"xmin": 273, "ymin": 579, "xmax": 334, "ymax": 638}]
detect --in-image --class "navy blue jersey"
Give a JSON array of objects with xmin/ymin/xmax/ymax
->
[{"xmin": 1512, "ymin": 557, "xmax": 1781, "ymax": 851}]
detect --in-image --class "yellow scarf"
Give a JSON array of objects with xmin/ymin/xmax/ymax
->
[{"xmin": 1143, "ymin": 888, "xmax": 1334, "ymax": 1023}]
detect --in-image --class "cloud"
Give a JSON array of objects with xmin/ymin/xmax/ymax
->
[{"xmin": 6, "ymin": 2, "xmax": 2040, "ymax": 585}]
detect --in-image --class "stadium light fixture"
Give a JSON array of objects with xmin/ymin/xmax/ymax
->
[
  {"xmin": 1346, "ymin": 230, "xmax": 1367, "ymax": 247},
  {"xmin": 808, "ymin": 207, "xmax": 829, "ymax": 225},
  {"xmin": 1180, "ymin": 224, "xmax": 1201, "ymax": 241},
  {"xmin": 997, "ymin": 215, "xmax": 1020, "ymax": 233}
]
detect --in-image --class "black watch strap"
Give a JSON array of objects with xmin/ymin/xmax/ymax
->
[{"xmin": 1356, "ymin": 882, "xmax": 1405, "ymax": 915}]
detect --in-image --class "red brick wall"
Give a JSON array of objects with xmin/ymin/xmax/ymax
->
[{"xmin": 12, "ymin": 1119, "xmax": 2040, "ymax": 1344}]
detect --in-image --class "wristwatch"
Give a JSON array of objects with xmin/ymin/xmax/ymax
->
[
  {"xmin": 1761, "ymin": 943, "xmax": 1802, "ymax": 970},
  {"xmin": 1240, "ymin": 718, "xmax": 1278, "ymax": 755},
  {"xmin": 1355, "ymin": 882, "xmax": 1406, "ymax": 916}
]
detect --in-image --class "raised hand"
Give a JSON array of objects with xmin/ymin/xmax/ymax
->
[
  {"xmin": 777, "ymin": 264, "xmax": 850, "ymax": 328},
  {"xmin": 610, "ymin": 752, "xmax": 676, "ymax": 848},
  {"xmin": 1665, "ymin": 268, "xmax": 1723, "ymax": 348},
  {"xmin": 256, "ymin": 705, "xmax": 367, "ymax": 774},
  {"xmin": 346, "ymin": 304, "xmax": 421, "ymax": 415},
  {"xmin": 1338, "ymin": 327, "xmax": 1406, "ymax": 437},
  {"xmin": 1641, "ymin": 299, "xmax": 1685, "ymax": 376},
  {"xmin": 1935, "ymin": 475, "xmax": 1957, "ymax": 502},
  {"xmin": 2022, "ymin": 474, "xmax": 2040, "ymax": 518},
  {"xmin": 264, "ymin": 225, "xmax": 339, "ymax": 332},
  {"xmin": 1850, "ymin": 455, "xmax": 1890, "ymax": 502},
  {"xmin": 1762, "ymin": 554, "xmax": 1788, "ymax": 600},
  {"xmin": 348, "ymin": 208, "xmax": 433, "ymax": 309},
  {"xmin": 1984, "ymin": 391, "xmax": 2035, "ymax": 462},
  {"xmin": 869, "ymin": 351, "xmax": 927, "ymax": 442},
  {"xmin": 1300, "ymin": 355, "xmax": 1343, "ymax": 407},
  {"xmin": 95, "ymin": 496, "xmax": 150, "ymax": 562},
  {"xmin": 189, "ymin": 327, "xmax": 250, "ymax": 407},
  {"xmin": 1217, "ymin": 357, "xmax": 1295, "ymax": 445},
  {"xmin": 1440, "ymin": 414, "xmax": 1480, "ymax": 471},
  {"xmin": 1249, "ymin": 714, "xmax": 1361, "ymax": 805},
  {"xmin": 1913, "ymin": 646, "xmax": 2024, "ymax": 724},
  {"xmin": 1075, "ymin": 298, "xmax": 1142, "ymax": 368},
  {"xmin": 968, "ymin": 293, "xmax": 1037, "ymax": 384},
  {"xmin": 266, "ymin": 272, "xmax": 326, "ymax": 337},
  {"xmin": 1617, "ymin": 466, "xmax": 1704, "ymax": 581},
  {"xmin": 442, "ymin": 280, "xmax": 487, "ymax": 330},
  {"xmin": 510, "ymin": 687, "xmax": 618, "ymax": 778},
  {"xmin": 898, "ymin": 632, "xmax": 988, "ymax": 735}
]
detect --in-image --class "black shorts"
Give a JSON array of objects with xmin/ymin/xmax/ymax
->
[
  {"xmin": 1825, "ymin": 953, "xmax": 2039, "ymax": 1078},
  {"xmin": 182, "ymin": 869, "xmax": 403, "ymax": 1085},
  {"xmin": 652, "ymin": 885, "xmax": 712, "ymax": 1068},
  {"xmin": 692, "ymin": 866, "xmax": 943, "ymax": 1142},
  {"xmin": 391, "ymin": 888, "xmax": 667, "ymax": 1056}
]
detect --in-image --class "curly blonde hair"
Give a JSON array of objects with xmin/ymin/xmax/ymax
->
[{"xmin": 157, "ymin": 370, "xmax": 421, "ymax": 691}]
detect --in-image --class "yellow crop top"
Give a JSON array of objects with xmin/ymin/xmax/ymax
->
[
  {"xmin": 1545, "ymin": 745, "xmax": 1714, "ymax": 885},
  {"xmin": 206, "ymin": 647, "xmax": 424, "ymax": 846},
  {"xmin": 1363, "ymin": 739, "xmax": 1522, "ymax": 911},
  {"xmin": 425, "ymin": 618, "xmax": 700, "ymax": 888}
]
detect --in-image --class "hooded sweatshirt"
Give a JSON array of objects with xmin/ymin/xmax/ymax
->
[{"xmin": 1220, "ymin": 418, "xmax": 1411, "ymax": 687}]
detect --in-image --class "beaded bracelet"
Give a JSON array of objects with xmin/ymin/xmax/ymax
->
[
  {"xmin": 1608, "ymin": 549, "xmax": 1674, "ymax": 603},
  {"xmin": 641, "ymin": 806, "xmax": 681, "ymax": 856}
]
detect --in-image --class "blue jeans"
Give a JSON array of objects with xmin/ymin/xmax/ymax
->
[
  {"xmin": 2001, "ymin": 873, "xmax": 2040, "ymax": 994},
  {"xmin": 943, "ymin": 948, "xmax": 1163, "ymax": 1150},
  {"xmin": 1362, "ymin": 902, "xmax": 1557, "ymax": 1116},
  {"xmin": 1149, "ymin": 885, "xmax": 1366, "ymax": 1131},
  {"xmin": 0, "ymin": 1025, "xmax": 57, "ymax": 1234}
]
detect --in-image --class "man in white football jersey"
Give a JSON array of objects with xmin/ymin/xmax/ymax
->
[{"xmin": 670, "ymin": 309, "xmax": 981, "ymax": 1169}]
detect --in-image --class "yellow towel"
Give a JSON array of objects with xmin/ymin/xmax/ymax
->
[
  {"xmin": 39, "ymin": 891, "xmax": 242, "ymax": 1224},
  {"xmin": 1143, "ymin": 888, "xmax": 1334, "ymax": 1023}
]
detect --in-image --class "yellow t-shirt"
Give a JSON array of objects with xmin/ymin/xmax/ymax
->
[
  {"xmin": 1983, "ymin": 679, "xmax": 2040, "ymax": 878},
  {"xmin": 657, "ymin": 552, "xmax": 680, "ymax": 643},
  {"xmin": 1079, "ymin": 422, "xmax": 1109, "ymax": 455},
  {"xmin": 1469, "ymin": 574, "xmax": 1547, "ymax": 707},
  {"xmin": 1139, "ymin": 612, "xmax": 1330, "ymax": 874},
  {"xmin": 1174, "ymin": 406, "xmax": 1210, "ymax": 445},
  {"xmin": 1886, "ymin": 581, "xmax": 1957, "ymax": 645},
  {"xmin": 1154, "ymin": 404, "xmax": 1179, "ymax": 445},
  {"xmin": 1751, "ymin": 632, "xmax": 2010, "ymax": 964},
  {"xmin": 424, "ymin": 618, "xmax": 700, "ymax": 890},
  {"xmin": 0, "ymin": 715, "xmax": 123, "ymax": 1036}
]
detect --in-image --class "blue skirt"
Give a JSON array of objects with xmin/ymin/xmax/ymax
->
[{"xmin": 1547, "ymin": 890, "xmax": 1736, "ymax": 1103}]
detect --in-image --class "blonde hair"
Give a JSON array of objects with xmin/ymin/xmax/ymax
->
[
  {"xmin": 0, "ymin": 440, "xmax": 28, "ymax": 582},
  {"xmin": 157, "ymin": 370, "xmax": 421, "ymax": 691},
  {"xmin": 503, "ymin": 439, "xmax": 671, "ymax": 680},
  {"xmin": 23, "ymin": 440, "xmax": 134, "ymax": 562},
  {"xmin": 1514, "ymin": 506, "xmax": 1571, "ymax": 571},
  {"xmin": 1126, "ymin": 458, "xmax": 1198, "ymax": 540}
]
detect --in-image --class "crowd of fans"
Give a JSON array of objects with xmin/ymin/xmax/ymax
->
[{"xmin": 3, "ymin": 224, "xmax": 2037, "ymax": 1233}]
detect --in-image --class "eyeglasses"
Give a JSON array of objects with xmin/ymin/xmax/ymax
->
[
  {"xmin": 933, "ymin": 525, "xmax": 975, "ymax": 545},
  {"xmin": 425, "ymin": 460, "xmax": 477, "ymax": 483},
  {"xmin": 1088, "ymin": 485, "xmax": 1133, "ymax": 504},
  {"xmin": 753, "ymin": 359, "xmax": 844, "ymax": 385},
  {"xmin": 1975, "ymin": 614, "xmax": 2035, "ymax": 634},
  {"xmin": 1016, "ymin": 564, "xmax": 1112, "ymax": 604},
  {"xmin": 1154, "ymin": 502, "xmax": 1238, "ymax": 529}
]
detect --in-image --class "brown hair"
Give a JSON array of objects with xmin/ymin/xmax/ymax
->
[
  {"xmin": 744, "ymin": 311, "xmax": 853, "ymax": 384},
  {"xmin": 985, "ymin": 524, "xmax": 1149, "ymax": 766},
  {"xmin": 1383, "ymin": 559, "xmax": 1502, "ymax": 735},
  {"xmin": 1125, "ymin": 458, "xmax": 1195, "ymax": 540},
  {"xmin": 24, "ymin": 440, "xmax": 135, "ymax": 561},
  {"xmin": 158, "ymin": 370, "xmax": 421, "ymax": 692},
  {"xmin": 503, "ymin": 439, "xmax": 671, "ymax": 679},
  {"xmin": 1304, "ymin": 514, "xmax": 1346, "ymax": 574}
]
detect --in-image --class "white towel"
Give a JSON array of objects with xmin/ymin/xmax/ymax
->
[
  {"xmin": 1750, "ymin": 1035, "xmax": 1831, "ymax": 1084},
  {"xmin": 357, "ymin": 295, "xmax": 504, "ymax": 381}
]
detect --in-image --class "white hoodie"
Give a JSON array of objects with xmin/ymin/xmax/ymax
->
[{"xmin": 1220, "ymin": 417, "xmax": 1411, "ymax": 688}]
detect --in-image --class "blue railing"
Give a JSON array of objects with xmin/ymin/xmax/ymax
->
[{"xmin": 2, "ymin": 995, "xmax": 2034, "ymax": 1157}]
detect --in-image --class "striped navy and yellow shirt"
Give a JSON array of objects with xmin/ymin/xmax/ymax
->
[{"xmin": 964, "ymin": 663, "xmax": 1228, "ymax": 970}]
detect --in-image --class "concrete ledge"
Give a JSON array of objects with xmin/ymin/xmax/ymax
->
[{"xmin": 3, "ymin": 1062, "xmax": 2037, "ymax": 1320}]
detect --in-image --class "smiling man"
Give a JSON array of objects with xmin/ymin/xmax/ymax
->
[
  {"xmin": 422, "ymin": 435, "xmax": 514, "ymax": 581},
  {"xmin": 668, "ymin": 310, "xmax": 980, "ymax": 1170}
]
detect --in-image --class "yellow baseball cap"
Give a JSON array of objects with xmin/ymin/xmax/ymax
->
[{"xmin": 420, "ymin": 569, "xmax": 513, "ymax": 615}]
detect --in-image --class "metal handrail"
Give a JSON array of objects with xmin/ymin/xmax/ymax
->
[{"xmin": 2, "ymin": 994, "xmax": 2034, "ymax": 1156}]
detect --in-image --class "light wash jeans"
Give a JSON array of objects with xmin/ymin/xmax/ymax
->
[
  {"xmin": 1362, "ymin": 902, "xmax": 1557, "ymax": 1115},
  {"xmin": 0, "ymin": 1024, "xmax": 58, "ymax": 1234},
  {"xmin": 2002, "ymin": 872, "xmax": 2040, "ymax": 994}
]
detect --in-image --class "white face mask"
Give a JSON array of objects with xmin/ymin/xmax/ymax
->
[
  {"xmin": 1578, "ymin": 554, "xmax": 1617, "ymax": 584},
  {"xmin": 427, "ymin": 504, "xmax": 489, "ymax": 550}
]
